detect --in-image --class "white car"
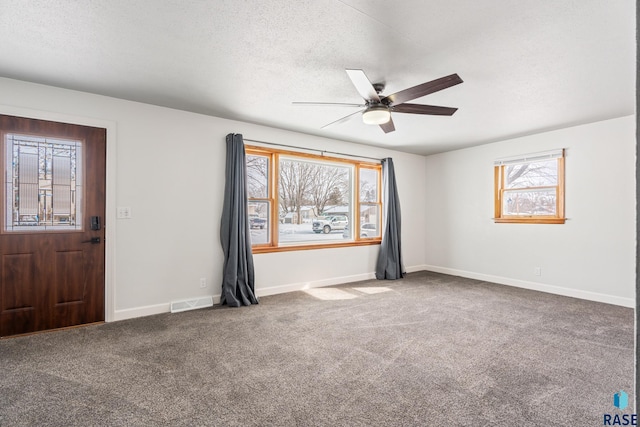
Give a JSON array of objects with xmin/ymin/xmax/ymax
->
[
  {"xmin": 343, "ymin": 223, "xmax": 379, "ymax": 238},
  {"xmin": 312, "ymin": 215, "xmax": 348, "ymax": 234}
]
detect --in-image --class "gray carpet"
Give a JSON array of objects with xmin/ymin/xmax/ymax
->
[{"xmin": 0, "ymin": 271, "xmax": 634, "ymax": 426}]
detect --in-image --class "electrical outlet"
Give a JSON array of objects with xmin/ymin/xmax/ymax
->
[
  {"xmin": 534, "ymin": 267, "xmax": 541, "ymax": 276},
  {"xmin": 199, "ymin": 278, "xmax": 207, "ymax": 288}
]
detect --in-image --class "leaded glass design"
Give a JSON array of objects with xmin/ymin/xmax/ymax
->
[{"xmin": 4, "ymin": 134, "xmax": 83, "ymax": 231}]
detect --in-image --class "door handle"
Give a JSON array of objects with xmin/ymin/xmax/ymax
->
[{"xmin": 82, "ymin": 237, "xmax": 101, "ymax": 244}]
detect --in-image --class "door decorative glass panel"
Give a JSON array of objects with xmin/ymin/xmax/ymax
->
[{"xmin": 4, "ymin": 134, "xmax": 83, "ymax": 231}]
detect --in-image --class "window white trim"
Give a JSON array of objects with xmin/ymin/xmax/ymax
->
[{"xmin": 494, "ymin": 149, "xmax": 564, "ymax": 166}]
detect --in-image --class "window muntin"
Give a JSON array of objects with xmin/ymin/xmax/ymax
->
[
  {"xmin": 494, "ymin": 150, "xmax": 565, "ymax": 224},
  {"xmin": 246, "ymin": 146, "xmax": 382, "ymax": 252},
  {"xmin": 4, "ymin": 134, "xmax": 83, "ymax": 232}
]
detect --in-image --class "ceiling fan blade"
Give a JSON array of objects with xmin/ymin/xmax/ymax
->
[
  {"xmin": 383, "ymin": 73, "xmax": 463, "ymax": 106},
  {"xmin": 321, "ymin": 109, "xmax": 364, "ymax": 129},
  {"xmin": 379, "ymin": 118, "xmax": 395, "ymax": 133},
  {"xmin": 292, "ymin": 102, "xmax": 365, "ymax": 107},
  {"xmin": 392, "ymin": 103, "xmax": 458, "ymax": 116},
  {"xmin": 346, "ymin": 69, "xmax": 380, "ymax": 102}
]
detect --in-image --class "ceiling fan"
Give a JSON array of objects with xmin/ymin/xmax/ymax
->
[{"xmin": 293, "ymin": 69, "xmax": 463, "ymax": 133}]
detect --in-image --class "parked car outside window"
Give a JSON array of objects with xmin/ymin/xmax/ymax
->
[
  {"xmin": 342, "ymin": 222, "xmax": 378, "ymax": 238},
  {"xmin": 312, "ymin": 215, "xmax": 348, "ymax": 234},
  {"xmin": 249, "ymin": 214, "xmax": 266, "ymax": 229}
]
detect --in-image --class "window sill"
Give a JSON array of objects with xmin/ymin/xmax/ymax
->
[
  {"xmin": 252, "ymin": 239, "xmax": 381, "ymax": 254},
  {"xmin": 493, "ymin": 217, "xmax": 566, "ymax": 224}
]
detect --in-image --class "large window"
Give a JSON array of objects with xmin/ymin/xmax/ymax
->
[
  {"xmin": 246, "ymin": 145, "xmax": 382, "ymax": 252},
  {"xmin": 494, "ymin": 149, "xmax": 565, "ymax": 224}
]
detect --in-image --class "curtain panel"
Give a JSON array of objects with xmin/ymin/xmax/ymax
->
[
  {"xmin": 220, "ymin": 133, "xmax": 259, "ymax": 306},
  {"xmin": 375, "ymin": 157, "xmax": 405, "ymax": 280}
]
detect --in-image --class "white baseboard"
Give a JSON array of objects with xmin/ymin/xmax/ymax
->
[
  {"xmin": 112, "ymin": 295, "xmax": 222, "ymax": 321},
  {"xmin": 108, "ymin": 267, "xmax": 427, "ymax": 322},
  {"xmin": 111, "ymin": 263, "xmax": 630, "ymax": 322},
  {"xmin": 113, "ymin": 303, "xmax": 170, "ymax": 321},
  {"xmin": 405, "ymin": 264, "xmax": 429, "ymax": 274},
  {"xmin": 422, "ymin": 265, "xmax": 635, "ymax": 308}
]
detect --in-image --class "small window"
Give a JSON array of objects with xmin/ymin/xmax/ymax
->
[
  {"xmin": 246, "ymin": 145, "xmax": 382, "ymax": 252},
  {"xmin": 494, "ymin": 149, "xmax": 565, "ymax": 224},
  {"xmin": 4, "ymin": 134, "xmax": 83, "ymax": 232}
]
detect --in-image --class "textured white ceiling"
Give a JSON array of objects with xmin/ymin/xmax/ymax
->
[{"xmin": 0, "ymin": 0, "xmax": 635, "ymax": 155}]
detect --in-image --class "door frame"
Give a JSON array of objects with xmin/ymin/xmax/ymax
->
[{"xmin": 0, "ymin": 104, "xmax": 117, "ymax": 322}]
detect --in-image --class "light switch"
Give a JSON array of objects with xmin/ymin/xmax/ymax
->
[{"xmin": 117, "ymin": 207, "xmax": 132, "ymax": 219}]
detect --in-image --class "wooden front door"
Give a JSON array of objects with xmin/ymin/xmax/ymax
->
[{"xmin": 0, "ymin": 115, "xmax": 106, "ymax": 337}]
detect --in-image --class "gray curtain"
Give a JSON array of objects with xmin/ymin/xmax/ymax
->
[
  {"xmin": 375, "ymin": 157, "xmax": 405, "ymax": 280},
  {"xmin": 220, "ymin": 133, "xmax": 259, "ymax": 307}
]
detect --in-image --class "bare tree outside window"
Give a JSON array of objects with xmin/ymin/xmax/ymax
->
[
  {"xmin": 360, "ymin": 168, "xmax": 378, "ymax": 203},
  {"xmin": 504, "ymin": 160, "xmax": 557, "ymax": 215},
  {"xmin": 246, "ymin": 145, "xmax": 382, "ymax": 250},
  {"xmin": 306, "ymin": 163, "xmax": 349, "ymax": 217},
  {"xmin": 278, "ymin": 157, "xmax": 352, "ymax": 243},
  {"xmin": 494, "ymin": 150, "xmax": 565, "ymax": 224},
  {"xmin": 279, "ymin": 159, "xmax": 315, "ymax": 224},
  {"xmin": 358, "ymin": 167, "xmax": 380, "ymax": 238},
  {"xmin": 506, "ymin": 160, "xmax": 557, "ymax": 189},
  {"xmin": 246, "ymin": 155, "xmax": 268, "ymax": 198},
  {"xmin": 279, "ymin": 158, "xmax": 350, "ymax": 223},
  {"xmin": 246, "ymin": 154, "xmax": 271, "ymax": 244}
]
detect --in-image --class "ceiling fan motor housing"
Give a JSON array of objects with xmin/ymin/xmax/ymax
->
[{"xmin": 372, "ymin": 83, "xmax": 385, "ymax": 94}]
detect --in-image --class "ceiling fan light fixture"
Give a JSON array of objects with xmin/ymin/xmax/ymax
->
[{"xmin": 362, "ymin": 105, "xmax": 391, "ymax": 125}]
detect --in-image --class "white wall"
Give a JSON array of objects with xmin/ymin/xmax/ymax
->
[
  {"xmin": 0, "ymin": 77, "xmax": 427, "ymax": 320},
  {"xmin": 424, "ymin": 116, "xmax": 636, "ymax": 306},
  {"xmin": 1, "ymin": 77, "xmax": 633, "ymax": 319}
]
